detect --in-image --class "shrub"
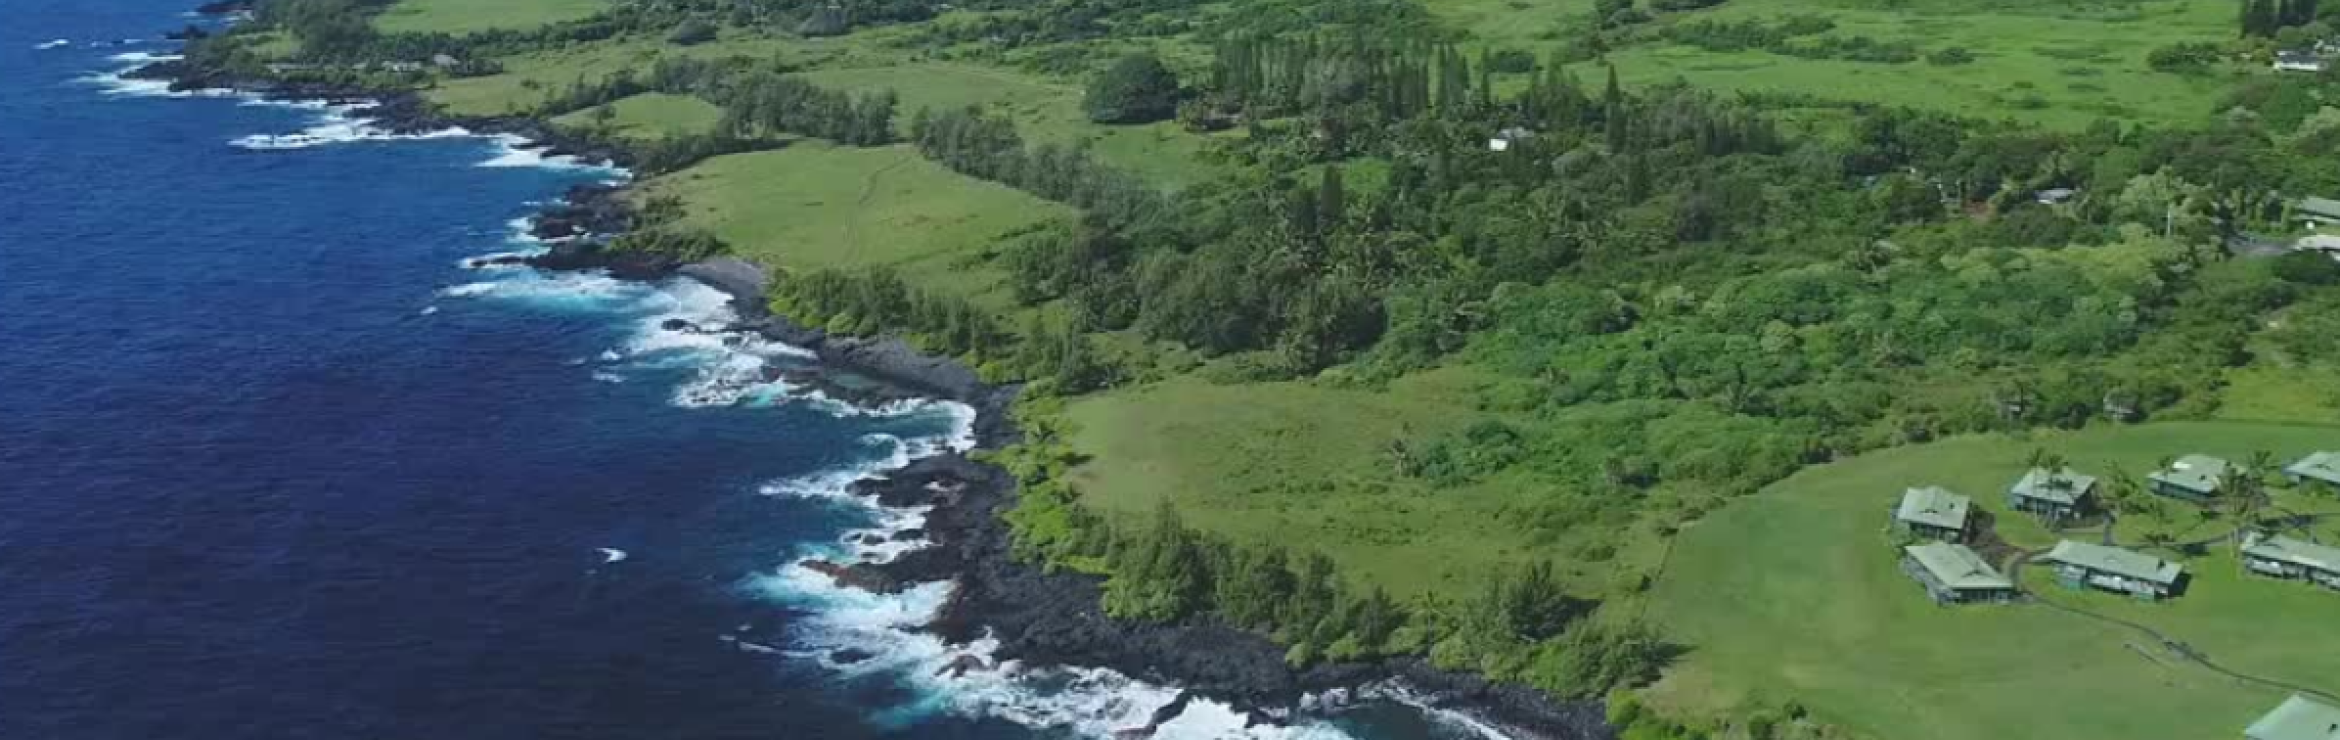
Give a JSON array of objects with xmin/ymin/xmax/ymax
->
[
  {"xmin": 2273, "ymin": 250, "xmax": 2340, "ymax": 285},
  {"xmin": 2147, "ymin": 42, "xmax": 2221, "ymax": 73},
  {"xmin": 1927, "ymin": 47, "xmax": 1975, "ymax": 65},
  {"xmin": 1486, "ymin": 47, "xmax": 1539, "ymax": 74},
  {"xmin": 666, "ymin": 19, "xmax": 717, "ymax": 46}
]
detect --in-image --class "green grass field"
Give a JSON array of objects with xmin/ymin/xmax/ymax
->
[
  {"xmin": 425, "ymin": 34, "xmax": 784, "ymax": 117},
  {"xmin": 1429, "ymin": 0, "xmax": 2243, "ymax": 127},
  {"xmin": 375, "ymin": 0, "xmax": 610, "ymax": 35},
  {"xmin": 639, "ymin": 142, "xmax": 1073, "ymax": 299},
  {"xmin": 797, "ymin": 61, "xmax": 1229, "ymax": 189},
  {"xmin": 1647, "ymin": 421, "xmax": 2340, "ymax": 740},
  {"xmin": 550, "ymin": 92, "xmax": 722, "ymax": 139},
  {"xmin": 1061, "ymin": 368, "xmax": 1678, "ymax": 598}
]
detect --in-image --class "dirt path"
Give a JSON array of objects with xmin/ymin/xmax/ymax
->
[
  {"xmin": 840, "ymin": 150, "xmax": 916, "ymax": 253},
  {"xmin": 1996, "ymin": 530, "xmax": 2340, "ymax": 704}
]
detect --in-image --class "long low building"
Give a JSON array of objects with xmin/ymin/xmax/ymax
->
[
  {"xmin": 2148, "ymin": 454, "xmax": 2229, "ymax": 503},
  {"xmin": 2246, "ymin": 694, "xmax": 2340, "ymax": 740},
  {"xmin": 2285, "ymin": 451, "xmax": 2340, "ymax": 491},
  {"xmin": 2242, "ymin": 532, "xmax": 2340, "ymax": 591},
  {"xmin": 2039, "ymin": 540, "xmax": 2186, "ymax": 600},
  {"xmin": 1892, "ymin": 486, "xmax": 1972, "ymax": 541},
  {"xmin": 1900, "ymin": 542, "xmax": 2016, "ymax": 604}
]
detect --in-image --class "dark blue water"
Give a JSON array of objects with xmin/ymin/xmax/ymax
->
[{"xmin": 0, "ymin": 5, "xmax": 1467, "ymax": 739}]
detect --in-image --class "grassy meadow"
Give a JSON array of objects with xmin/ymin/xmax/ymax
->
[
  {"xmin": 1430, "ymin": 0, "xmax": 2247, "ymax": 127},
  {"xmin": 424, "ymin": 33, "xmax": 790, "ymax": 117},
  {"xmin": 638, "ymin": 142, "xmax": 1073, "ymax": 300},
  {"xmin": 796, "ymin": 61, "xmax": 1229, "ymax": 188},
  {"xmin": 550, "ymin": 92, "xmax": 722, "ymax": 139},
  {"xmin": 1061, "ymin": 367, "xmax": 1679, "ymax": 599},
  {"xmin": 373, "ymin": 0, "xmax": 610, "ymax": 35},
  {"xmin": 1646, "ymin": 421, "xmax": 2340, "ymax": 740}
]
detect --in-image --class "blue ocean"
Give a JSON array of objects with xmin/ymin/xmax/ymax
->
[{"xmin": 0, "ymin": 4, "xmax": 1482, "ymax": 739}]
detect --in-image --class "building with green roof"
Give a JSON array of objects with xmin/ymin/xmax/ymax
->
[
  {"xmin": 2039, "ymin": 540, "xmax": 2187, "ymax": 600},
  {"xmin": 1899, "ymin": 542, "xmax": 2016, "ymax": 604},
  {"xmin": 1892, "ymin": 486, "xmax": 1972, "ymax": 542},
  {"xmin": 2148, "ymin": 454, "xmax": 2229, "ymax": 503},
  {"xmin": 2246, "ymin": 694, "xmax": 2340, "ymax": 740},
  {"xmin": 2242, "ymin": 532, "xmax": 2340, "ymax": 591},
  {"xmin": 2297, "ymin": 196, "xmax": 2340, "ymax": 228},
  {"xmin": 2284, "ymin": 451, "xmax": 2340, "ymax": 491},
  {"xmin": 2007, "ymin": 467, "xmax": 2097, "ymax": 521}
]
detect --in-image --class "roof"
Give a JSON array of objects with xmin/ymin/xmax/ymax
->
[
  {"xmin": 2148, "ymin": 454, "xmax": 2229, "ymax": 494},
  {"xmin": 2246, "ymin": 695, "xmax": 2340, "ymax": 740},
  {"xmin": 2286, "ymin": 451, "xmax": 2340, "ymax": 485},
  {"xmin": 2243, "ymin": 532, "xmax": 2340, "ymax": 573},
  {"xmin": 1895, "ymin": 486, "xmax": 1972, "ymax": 531},
  {"xmin": 2298, "ymin": 235, "xmax": 2340, "ymax": 253},
  {"xmin": 2010, "ymin": 467, "xmax": 2098, "ymax": 506},
  {"xmin": 2042, "ymin": 540, "xmax": 2185, "ymax": 585},
  {"xmin": 2300, "ymin": 196, "xmax": 2340, "ymax": 219},
  {"xmin": 1904, "ymin": 543, "xmax": 2014, "ymax": 591}
]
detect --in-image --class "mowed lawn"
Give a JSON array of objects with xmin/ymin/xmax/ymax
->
[
  {"xmin": 639, "ymin": 142, "xmax": 1072, "ymax": 298},
  {"xmin": 1648, "ymin": 420, "xmax": 2340, "ymax": 740},
  {"xmin": 1061, "ymin": 367, "xmax": 1675, "ymax": 598},
  {"xmin": 375, "ymin": 0, "xmax": 609, "ymax": 34},
  {"xmin": 1431, "ymin": 0, "xmax": 2240, "ymax": 127}
]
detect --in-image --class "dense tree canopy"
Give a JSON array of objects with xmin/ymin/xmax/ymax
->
[{"xmin": 1082, "ymin": 52, "xmax": 1184, "ymax": 124}]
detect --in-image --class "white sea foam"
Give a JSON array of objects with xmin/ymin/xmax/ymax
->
[
  {"xmin": 438, "ymin": 282, "xmax": 501, "ymax": 298},
  {"xmin": 479, "ymin": 133, "xmax": 630, "ymax": 176},
  {"xmin": 758, "ymin": 434, "xmax": 917, "ymax": 503},
  {"xmin": 36, "ymin": 39, "xmax": 70, "ymax": 50},
  {"xmin": 231, "ymin": 117, "xmax": 472, "ymax": 150},
  {"xmin": 106, "ymin": 50, "xmax": 174, "ymax": 63},
  {"xmin": 749, "ymin": 552, "xmax": 1380, "ymax": 740}
]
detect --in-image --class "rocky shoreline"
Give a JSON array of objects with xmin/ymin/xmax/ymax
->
[{"xmin": 137, "ymin": 21, "xmax": 1612, "ymax": 738}]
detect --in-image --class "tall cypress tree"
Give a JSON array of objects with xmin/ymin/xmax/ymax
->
[
  {"xmin": 1603, "ymin": 65, "xmax": 1628, "ymax": 151},
  {"xmin": 1317, "ymin": 165, "xmax": 1347, "ymax": 233}
]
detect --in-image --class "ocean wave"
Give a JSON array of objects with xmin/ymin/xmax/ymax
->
[
  {"xmin": 35, "ymin": 39, "xmax": 70, "ymax": 50},
  {"xmin": 106, "ymin": 50, "xmax": 176, "ymax": 63},
  {"xmin": 758, "ymin": 434, "xmax": 918, "ymax": 503},
  {"xmin": 479, "ymin": 134, "xmax": 631, "ymax": 176},
  {"xmin": 231, "ymin": 117, "xmax": 473, "ymax": 150},
  {"xmin": 83, "ymin": 66, "xmax": 237, "ymax": 99},
  {"xmin": 749, "ymin": 557, "xmax": 1374, "ymax": 740}
]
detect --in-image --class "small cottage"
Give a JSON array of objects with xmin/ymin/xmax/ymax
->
[
  {"xmin": 2242, "ymin": 532, "xmax": 2340, "ymax": 591},
  {"xmin": 1892, "ymin": 486, "xmax": 1973, "ymax": 541},
  {"xmin": 2246, "ymin": 694, "xmax": 2340, "ymax": 740},
  {"xmin": 2284, "ymin": 451, "xmax": 2340, "ymax": 491},
  {"xmin": 2148, "ymin": 454, "xmax": 2229, "ymax": 503},
  {"xmin": 2008, "ymin": 467, "xmax": 2097, "ymax": 520},
  {"xmin": 1900, "ymin": 542, "xmax": 2016, "ymax": 604},
  {"xmin": 2298, "ymin": 196, "xmax": 2340, "ymax": 228},
  {"xmin": 2039, "ymin": 540, "xmax": 2186, "ymax": 600}
]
